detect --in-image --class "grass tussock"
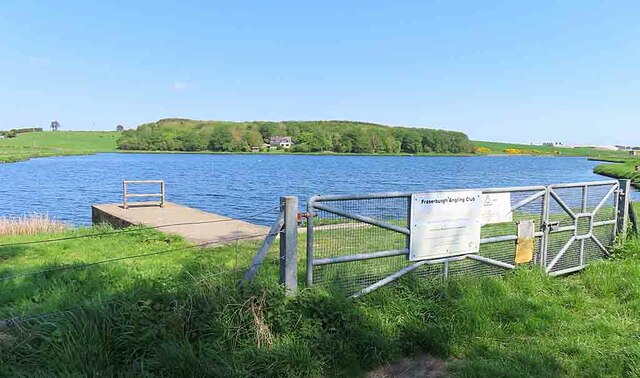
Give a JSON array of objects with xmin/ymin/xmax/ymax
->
[{"xmin": 0, "ymin": 214, "xmax": 68, "ymax": 236}]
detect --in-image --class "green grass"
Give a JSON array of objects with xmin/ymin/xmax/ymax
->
[
  {"xmin": 0, "ymin": 131, "xmax": 119, "ymax": 163},
  {"xmin": 594, "ymin": 160, "xmax": 640, "ymax": 188},
  {"xmin": 473, "ymin": 140, "xmax": 627, "ymax": 158},
  {"xmin": 1, "ymin": 215, "xmax": 640, "ymax": 377}
]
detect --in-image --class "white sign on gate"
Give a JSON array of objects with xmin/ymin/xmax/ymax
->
[
  {"xmin": 480, "ymin": 193, "xmax": 513, "ymax": 225},
  {"xmin": 409, "ymin": 190, "xmax": 482, "ymax": 261}
]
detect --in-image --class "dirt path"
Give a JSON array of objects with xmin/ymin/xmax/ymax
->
[{"xmin": 368, "ymin": 354, "xmax": 448, "ymax": 378}]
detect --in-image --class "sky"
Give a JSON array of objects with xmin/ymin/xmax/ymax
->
[{"xmin": 1, "ymin": 1, "xmax": 639, "ymax": 145}]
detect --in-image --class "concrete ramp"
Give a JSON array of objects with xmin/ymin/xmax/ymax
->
[{"xmin": 92, "ymin": 202, "xmax": 269, "ymax": 245}]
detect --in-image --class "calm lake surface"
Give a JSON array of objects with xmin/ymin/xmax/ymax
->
[{"xmin": 0, "ymin": 153, "xmax": 633, "ymax": 226}]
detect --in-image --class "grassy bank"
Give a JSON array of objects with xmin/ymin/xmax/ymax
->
[
  {"xmin": 0, "ymin": 131, "xmax": 119, "ymax": 163},
  {"xmin": 593, "ymin": 160, "xmax": 640, "ymax": 188},
  {"xmin": 1, "ymin": 212, "xmax": 640, "ymax": 377}
]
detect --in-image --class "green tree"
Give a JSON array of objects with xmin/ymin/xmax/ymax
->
[
  {"xmin": 246, "ymin": 130, "xmax": 264, "ymax": 147},
  {"xmin": 258, "ymin": 123, "xmax": 276, "ymax": 142},
  {"xmin": 370, "ymin": 132, "xmax": 383, "ymax": 153},
  {"xmin": 178, "ymin": 131, "xmax": 206, "ymax": 151},
  {"xmin": 353, "ymin": 132, "xmax": 373, "ymax": 153},
  {"xmin": 400, "ymin": 131, "xmax": 422, "ymax": 153},
  {"xmin": 384, "ymin": 134, "xmax": 400, "ymax": 153},
  {"xmin": 209, "ymin": 128, "xmax": 233, "ymax": 151}
]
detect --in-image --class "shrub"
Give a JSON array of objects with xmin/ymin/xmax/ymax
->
[
  {"xmin": 473, "ymin": 146, "xmax": 491, "ymax": 154},
  {"xmin": 504, "ymin": 148, "xmax": 524, "ymax": 154}
]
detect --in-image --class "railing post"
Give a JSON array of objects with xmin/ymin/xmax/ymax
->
[
  {"xmin": 123, "ymin": 181, "xmax": 128, "ymax": 209},
  {"xmin": 280, "ymin": 196, "xmax": 298, "ymax": 295},
  {"xmin": 616, "ymin": 179, "xmax": 631, "ymax": 239},
  {"xmin": 160, "ymin": 181, "xmax": 165, "ymax": 207}
]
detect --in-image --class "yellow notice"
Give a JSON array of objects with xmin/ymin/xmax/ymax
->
[{"xmin": 515, "ymin": 220, "xmax": 535, "ymax": 264}]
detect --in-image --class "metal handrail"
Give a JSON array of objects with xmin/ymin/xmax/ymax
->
[{"xmin": 123, "ymin": 180, "xmax": 165, "ymax": 209}]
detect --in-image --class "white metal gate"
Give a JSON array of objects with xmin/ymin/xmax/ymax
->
[{"xmin": 305, "ymin": 180, "xmax": 630, "ymax": 297}]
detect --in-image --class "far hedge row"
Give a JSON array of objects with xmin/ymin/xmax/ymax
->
[{"xmin": 0, "ymin": 127, "xmax": 43, "ymax": 138}]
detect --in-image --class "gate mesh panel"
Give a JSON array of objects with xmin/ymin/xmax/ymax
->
[
  {"xmin": 312, "ymin": 196, "xmax": 409, "ymax": 293},
  {"xmin": 546, "ymin": 182, "xmax": 617, "ymax": 274},
  {"xmin": 310, "ymin": 182, "xmax": 620, "ymax": 295}
]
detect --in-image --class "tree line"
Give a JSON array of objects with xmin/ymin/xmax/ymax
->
[{"xmin": 116, "ymin": 119, "xmax": 472, "ymax": 154}]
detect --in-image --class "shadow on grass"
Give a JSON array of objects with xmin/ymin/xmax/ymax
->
[
  {"xmin": 0, "ymin": 260, "xmax": 567, "ymax": 377},
  {"xmin": 0, "ymin": 245, "xmax": 29, "ymax": 265},
  {"xmin": 1, "ymin": 237, "xmax": 639, "ymax": 377}
]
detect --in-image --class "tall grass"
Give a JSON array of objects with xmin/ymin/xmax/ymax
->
[{"xmin": 0, "ymin": 214, "xmax": 68, "ymax": 236}]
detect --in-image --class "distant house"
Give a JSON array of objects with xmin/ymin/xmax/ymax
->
[
  {"xmin": 0, "ymin": 135, "xmax": 5, "ymax": 139},
  {"xmin": 630, "ymin": 150, "xmax": 640, "ymax": 157},
  {"xmin": 250, "ymin": 146, "xmax": 260, "ymax": 153},
  {"xmin": 269, "ymin": 136, "xmax": 293, "ymax": 149}
]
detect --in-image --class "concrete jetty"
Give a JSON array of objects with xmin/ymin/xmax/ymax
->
[{"xmin": 92, "ymin": 202, "xmax": 269, "ymax": 245}]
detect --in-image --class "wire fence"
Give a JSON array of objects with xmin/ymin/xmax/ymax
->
[
  {"xmin": 0, "ymin": 229, "xmax": 282, "ymax": 328},
  {"xmin": 0, "ymin": 207, "xmax": 284, "ymax": 328}
]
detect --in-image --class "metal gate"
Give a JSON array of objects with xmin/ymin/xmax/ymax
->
[{"xmin": 305, "ymin": 180, "xmax": 630, "ymax": 297}]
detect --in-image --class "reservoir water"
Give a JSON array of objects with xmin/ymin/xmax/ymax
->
[{"xmin": 0, "ymin": 153, "xmax": 632, "ymax": 226}]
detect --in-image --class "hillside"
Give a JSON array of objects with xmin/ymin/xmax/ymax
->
[
  {"xmin": 0, "ymin": 131, "xmax": 119, "ymax": 163},
  {"xmin": 117, "ymin": 119, "xmax": 473, "ymax": 154},
  {"xmin": 473, "ymin": 140, "xmax": 628, "ymax": 158}
]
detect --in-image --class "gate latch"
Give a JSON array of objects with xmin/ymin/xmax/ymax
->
[
  {"xmin": 297, "ymin": 212, "xmax": 317, "ymax": 224},
  {"xmin": 542, "ymin": 221, "xmax": 560, "ymax": 232}
]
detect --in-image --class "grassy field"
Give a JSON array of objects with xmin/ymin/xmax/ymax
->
[
  {"xmin": 0, "ymin": 205, "xmax": 639, "ymax": 377},
  {"xmin": 473, "ymin": 140, "xmax": 628, "ymax": 158},
  {"xmin": 0, "ymin": 131, "xmax": 119, "ymax": 163}
]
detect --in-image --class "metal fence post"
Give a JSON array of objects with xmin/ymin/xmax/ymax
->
[
  {"xmin": 616, "ymin": 179, "xmax": 631, "ymax": 239},
  {"xmin": 280, "ymin": 196, "xmax": 298, "ymax": 295},
  {"xmin": 306, "ymin": 198, "xmax": 315, "ymax": 288},
  {"xmin": 540, "ymin": 186, "xmax": 551, "ymax": 269}
]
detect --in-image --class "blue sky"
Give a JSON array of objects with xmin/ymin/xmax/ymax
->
[{"xmin": 1, "ymin": 1, "xmax": 639, "ymax": 145}]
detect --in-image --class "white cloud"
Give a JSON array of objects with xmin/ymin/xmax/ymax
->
[{"xmin": 172, "ymin": 81, "xmax": 187, "ymax": 91}]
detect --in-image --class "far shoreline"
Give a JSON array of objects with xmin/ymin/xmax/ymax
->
[{"xmin": 2, "ymin": 149, "xmax": 609, "ymax": 165}]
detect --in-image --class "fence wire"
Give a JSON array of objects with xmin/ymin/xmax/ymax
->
[{"xmin": 0, "ymin": 230, "xmax": 281, "ymax": 326}]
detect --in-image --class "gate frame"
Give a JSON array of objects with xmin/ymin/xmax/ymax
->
[
  {"xmin": 543, "ymin": 180, "xmax": 623, "ymax": 276},
  {"xmin": 306, "ymin": 179, "xmax": 629, "ymax": 297}
]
